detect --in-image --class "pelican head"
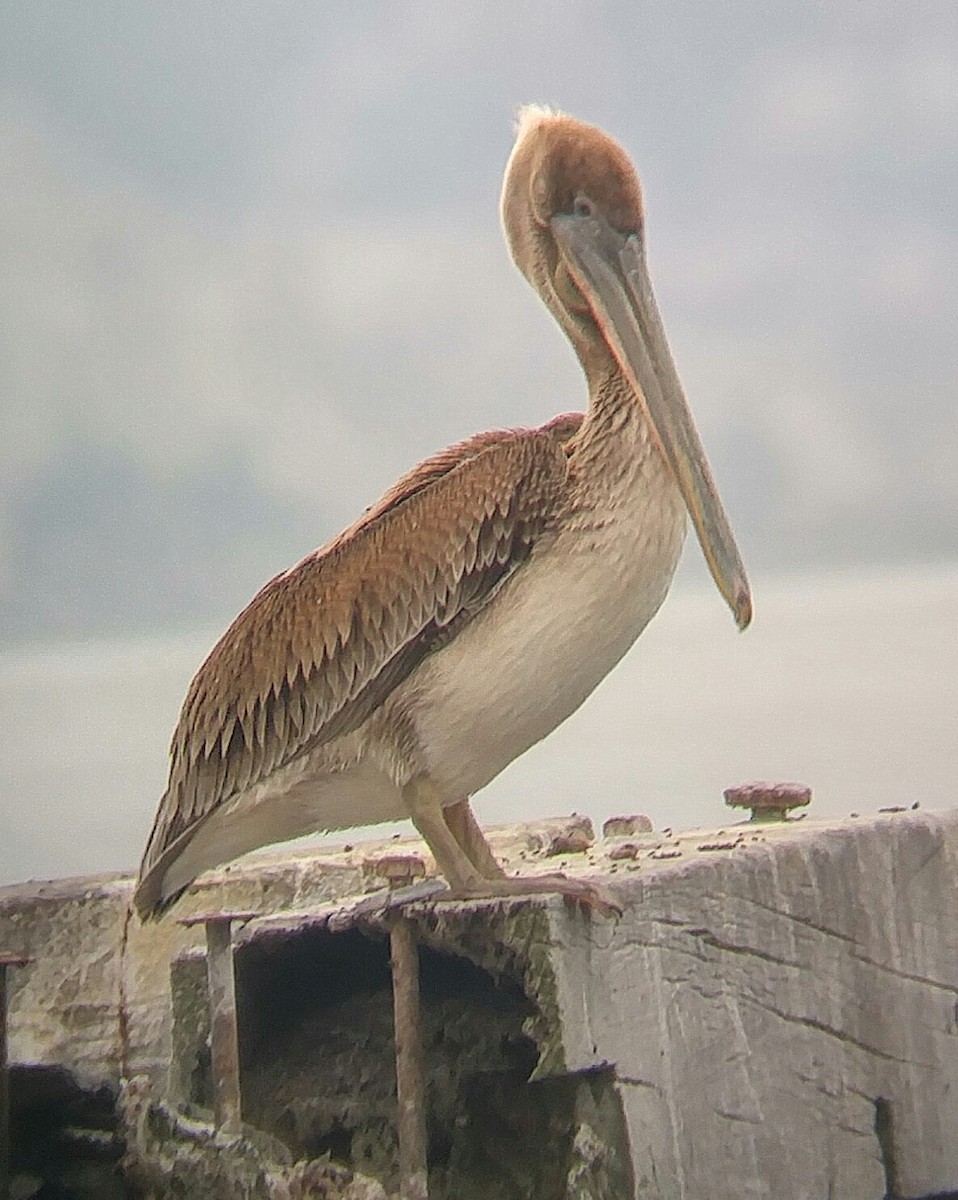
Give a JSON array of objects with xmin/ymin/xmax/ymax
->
[{"xmin": 501, "ymin": 105, "xmax": 752, "ymax": 630}]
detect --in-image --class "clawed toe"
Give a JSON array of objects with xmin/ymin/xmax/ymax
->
[{"xmin": 442, "ymin": 872, "xmax": 621, "ymax": 917}]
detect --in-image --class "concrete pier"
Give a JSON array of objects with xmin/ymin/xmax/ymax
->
[{"xmin": 1, "ymin": 809, "xmax": 956, "ymax": 1198}]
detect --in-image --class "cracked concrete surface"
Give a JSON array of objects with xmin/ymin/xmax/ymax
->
[
  {"xmin": 546, "ymin": 812, "xmax": 958, "ymax": 1199},
  {"xmin": 1, "ymin": 808, "xmax": 956, "ymax": 1198}
]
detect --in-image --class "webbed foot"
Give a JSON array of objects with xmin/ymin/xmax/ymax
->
[{"xmin": 443, "ymin": 872, "xmax": 621, "ymax": 917}]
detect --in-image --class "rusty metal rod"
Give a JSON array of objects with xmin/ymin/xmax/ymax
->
[
  {"xmin": 205, "ymin": 919, "xmax": 242, "ymax": 1135},
  {"xmin": 180, "ymin": 912, "xmax": 255, "ymax": 1136},
  {"xmin": 0, "ymin": 955, "xmax": 29, "ymax": 1200},
  {"xmin": 390, "ymin": 916, "xmax": 428, "ymax": 1200}
]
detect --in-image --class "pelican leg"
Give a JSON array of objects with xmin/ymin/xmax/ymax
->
[
  {"xmin": 442, "ymin": 799, "xmax": 507, "ymax": 880},
  {"xmin": 404, "ymin": 779, "xmax": 620, "ymax": 916},
  {"xmin": 403, "ymin": 777, "xmax": 485, "ymax": 890}
]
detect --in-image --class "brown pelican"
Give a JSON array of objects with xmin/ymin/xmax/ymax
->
[{"xmin": 134, "ymin": 106, "xmax": 751, "ymax": 919}]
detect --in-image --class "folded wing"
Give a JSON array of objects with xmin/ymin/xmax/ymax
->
[{"xmin": 134, "ymin": 417, "xmax": 580, "ymax": 915}]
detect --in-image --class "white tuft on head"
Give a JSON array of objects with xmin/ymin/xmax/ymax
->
[{"xmin": 514, "ymin": 103, "xmax": 564, "ymax": 141}]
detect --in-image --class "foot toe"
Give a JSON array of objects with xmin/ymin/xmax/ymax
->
[{"xmin": 443, "ymin": 872, "xmax": 621, "ymax": 917}]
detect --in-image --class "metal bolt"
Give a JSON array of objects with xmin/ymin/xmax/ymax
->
[
  {"xmin": 369, "ymin": 854, "xmax": 427, "ymax": 890},
  {"xmin": 724, "ymin": 782, "xmax": 812, "ymax": 822},
  {"xmin": 390, "ymin": 916, "xmax": 428, "ymax": 1200},
  {"xmin": 0, "ymin": 954, "xmax": 30, "ymax": 1200},
  {"xmin": 608, "ymin": 842, "xmax": 641, "ymax": 861},
  {"xmin": 545, "ymin": 829, "xmax": 593, "ymax": 857},
  {"xmin": 179, "ymin": 912, "xmax": 257, "ymax": 1135},
  {"xmin": 602, "ymin": 815, "xmax": 654, "ymax": 839}
]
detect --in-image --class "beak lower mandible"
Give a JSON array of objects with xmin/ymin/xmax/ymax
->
[{"xmin": 553, "ymin": 214, "xmax": 752, "ymax": 629}]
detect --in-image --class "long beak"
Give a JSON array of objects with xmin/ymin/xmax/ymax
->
[{"xmin": 553, "ymin": 214, "xmax": 752, "ymax": 630}]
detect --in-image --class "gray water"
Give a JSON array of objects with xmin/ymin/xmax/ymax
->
[{"xmin": 1, "ymin": 563, "xmax": 955, "ymax": 888}]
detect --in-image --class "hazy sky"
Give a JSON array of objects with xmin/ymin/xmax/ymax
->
[{"xmin": 2, "ymin": 2, "xmax": 956, "ymax": 641}]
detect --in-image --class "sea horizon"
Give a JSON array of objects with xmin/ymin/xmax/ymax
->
[{"xmin": 2, "ymin": 559, "xmax": 955, "ymax": 889}]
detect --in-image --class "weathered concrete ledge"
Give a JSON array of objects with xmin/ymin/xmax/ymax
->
[{"xmin": 2, "ymin": 807, "xmax": 957, "ymax": 1199}]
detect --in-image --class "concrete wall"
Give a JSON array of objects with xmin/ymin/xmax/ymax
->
[{"xmin": 1, "ymin": 810, "xmax": 956, "ymax": 1198}]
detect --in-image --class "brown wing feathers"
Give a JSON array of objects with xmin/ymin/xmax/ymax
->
[{"xmin": 136, "ymin": 421, "xmax": 580, "ymax": 906}]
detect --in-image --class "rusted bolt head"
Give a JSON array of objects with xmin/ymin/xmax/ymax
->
[
  {"xmin": 724, "ymin": 782, "xmax": 812, "ymax": 822},
  {"xmin": 367, "ymin": 854, "xmax": 427, "ymax": 888},
  {"xmin": 545, "ymin": 830, "xmax": 593, "ymax": 857},
  {"xmin": 0, "ymin": 953, "xmax": 31, "ymax": 968},
  {"xmin": 178, "ymin": 910, "xmax": 259, "ymax": 929},
  {"xmin": 608, "ymin": 842, "xmax": 641, "ymax": 861},
  {"xmin": 603, "ymin": 815, "xmax": 654, "ymax": 838}
]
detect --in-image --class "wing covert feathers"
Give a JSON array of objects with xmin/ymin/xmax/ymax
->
[{"xmin": 135, "ymin": 420, "xmax": 580, "ymax": 913}]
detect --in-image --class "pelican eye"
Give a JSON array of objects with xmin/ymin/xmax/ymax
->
[{"xmin": 573, "ymin": 194, "xmax": 596, "ymax": 219}]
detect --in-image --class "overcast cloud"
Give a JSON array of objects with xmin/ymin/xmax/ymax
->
[{"xmin": 1, "ymin": 2, "xmax": 956, "ymax": 641}]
